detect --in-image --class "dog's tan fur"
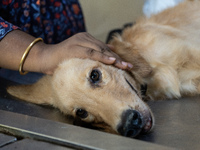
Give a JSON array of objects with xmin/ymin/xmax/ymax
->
[
  {"xmin": 7, "ymin": 0, "xmax": 200, "ymax": 136},
  {"xmin": 111, "ymin": 0, "xmax": 200, "ymax": 100},
  {"xmin": 8, "ymin": 59, "xmax": 153, "ymax": 134}
]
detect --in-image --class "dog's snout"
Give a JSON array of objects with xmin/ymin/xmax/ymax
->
[
  {"xmin": 130, "ymin": 111, "xmax": 142, "ymax": 127},
  {"xmin": 117, "ymin": 109, "xmax": 143, "ymax": 137}
]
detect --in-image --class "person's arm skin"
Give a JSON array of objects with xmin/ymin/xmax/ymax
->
[{"xmin": 0, "ymin": 30, "xmax": 133, "ymax": 75}]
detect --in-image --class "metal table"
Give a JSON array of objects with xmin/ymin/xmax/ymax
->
[{"xmin": 1, "ymin": 76, "xmax": 200, "ymax": 150}]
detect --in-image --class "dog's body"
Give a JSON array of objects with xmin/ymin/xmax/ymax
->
[
  {"xmin": 111, "ymin": 0, "xmax": 200, "ymax": 100},
  {"xmin": 7, "ymin": 0, "xmax": 200, "ymax": 137}
]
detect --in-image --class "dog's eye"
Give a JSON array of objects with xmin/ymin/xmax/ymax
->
[
  {"xmin": 90, "ymin": 69, "xmax": 101, "ymax": 83},
  {"xmin": 76, "ymin": 108, "xmax": 88, "ymax": 119}
]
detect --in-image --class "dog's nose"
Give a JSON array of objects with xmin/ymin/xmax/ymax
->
[{"xmin": 117, "ymin": 109, "xmax": 143, "ymax": 137}]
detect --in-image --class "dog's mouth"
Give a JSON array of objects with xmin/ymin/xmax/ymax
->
[
  {"xmin": 73, "ymin": 110, "xmax": 153, "ymax": 138},
  {"xmin": 141, "ymin": 116, "xmax": 153, "ymax": 134}
]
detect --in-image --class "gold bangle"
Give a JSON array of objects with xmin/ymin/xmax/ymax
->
[{"xmin": 19, "ymin": 37, "xmax": 43, "ymax": 75}]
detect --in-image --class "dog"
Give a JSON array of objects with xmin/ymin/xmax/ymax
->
[
  {"xmin": 7, "ymin": 0, "xmax": 200, "ymax": 138},
  {"xmin": 110, "ymin": 0, "xmax": 200, "ymax": 100},
  {"xmin": 7, "ymin": 58, "xmax": 154, "ymax": 137}
]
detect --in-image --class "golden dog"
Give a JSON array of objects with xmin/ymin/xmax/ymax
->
[
  {"xmin": 7, "ymin": 59, "xmax": 154, "ymax": 137},
  {"xmin": 7, "ymin": 0, "xmax": 200, "ymax": 137},
  {"xmin": 111, "ymin": 0, "xmax": 200, "ymax": 100}
]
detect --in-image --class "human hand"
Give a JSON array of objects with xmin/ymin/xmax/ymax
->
[{"xmin": 40, "ymin": 32, "xmax": 133, "ymax": 74}]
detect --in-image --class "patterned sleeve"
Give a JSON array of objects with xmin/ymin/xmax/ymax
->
[{"xmin": 0, "ymin": 17, "xmax": 19, "ymax": 41}]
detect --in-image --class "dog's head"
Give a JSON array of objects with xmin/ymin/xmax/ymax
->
[{"xmin": 7, "ymin": 58, "xmax": 154, "ymax": 138}]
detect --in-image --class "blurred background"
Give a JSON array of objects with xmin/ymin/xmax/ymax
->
[{"xmin": 79, "ymin": 0, "xmax": 144, "ymax": 42}]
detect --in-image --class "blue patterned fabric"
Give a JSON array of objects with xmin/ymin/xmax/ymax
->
[
  {"xmin": 0, "ymin": 0, "xmax": 86, "ymax": 44},
  {"xmin": 0, "ymin": 0, "xmax": 86, "ymax": 84},
  {"xmin": 0, "ymin": 18, "xmax": 18, "ymax": 39}
]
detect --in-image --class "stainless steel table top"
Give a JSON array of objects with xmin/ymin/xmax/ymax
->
[{"xmin": 1, "ymin": 77, "xmax": 200, "ymax": 149}]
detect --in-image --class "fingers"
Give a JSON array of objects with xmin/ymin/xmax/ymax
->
[
  {"xmin": 106, "ymin": 44, "xmax": 134, "ymax": 69},
  {"xmin": 107, "ymin": 44, "xmax": 115, "ymax": 50},
  {"xmin": 81, "ymin": 46, "xmax": 133, "ymax": 70},
  {"xmin": 69, "ymin": 32, "xmax": 133, "ymax": 70},
  {"xmin": 77, "ymin": 33, "xmax": 111, "ymax": 54}
]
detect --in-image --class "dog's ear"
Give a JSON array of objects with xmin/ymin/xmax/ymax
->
[
  {"xmin": 7, "ymin": 76, "xmax": 54, "ymax": 105},
  {"xmin": 110, "ymin": 36, "xmax": 152, "ymax": 79}
]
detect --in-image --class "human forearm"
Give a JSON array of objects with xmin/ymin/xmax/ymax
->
[
  {"xmin": 0, "ymin": 30, "xmax": 47, "ymax": 73},
  {"xmin": 0, "ymin": 30, "xmax": 133, "ymax": 75}
]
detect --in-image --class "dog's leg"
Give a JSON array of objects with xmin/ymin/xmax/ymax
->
[{"xmin": 147, "ymin": 65, "xmax": 181, "ymax": 100}]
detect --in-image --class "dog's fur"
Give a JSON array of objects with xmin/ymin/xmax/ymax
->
[
  {"xmin": 7, "ymin": 0, "xmax": 200, "ymax": 137},
  {"xmin": 7, "ymin": 59, "xmax": 154, "ymax": 137},
  {"xmin": 111, "ymin": 0, "xmax": 200, "ymax": 100}
]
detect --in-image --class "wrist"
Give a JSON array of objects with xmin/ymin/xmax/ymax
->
[
  {"xmin": 36, "ymin": 43, "xmax": 60, "ymax": 75},
  {"xmin": 19, "ymin": 38, "xmax": 44, "ymax": 75},
  {"xmin": 22, "ymin": 40, "xmax": 49, "ymax": 74}
]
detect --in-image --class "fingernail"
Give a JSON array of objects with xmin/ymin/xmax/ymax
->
[
  {"xmin": 122, "ymin": 61, "xmax": 128, "ymax": 67},
  {"xmin": 109, "ymin": 57, "xmax": 116, "ymax": 61},
  {"xmin": 128, "ymin": 63, "xmax": 133, "ymax": 69}
]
